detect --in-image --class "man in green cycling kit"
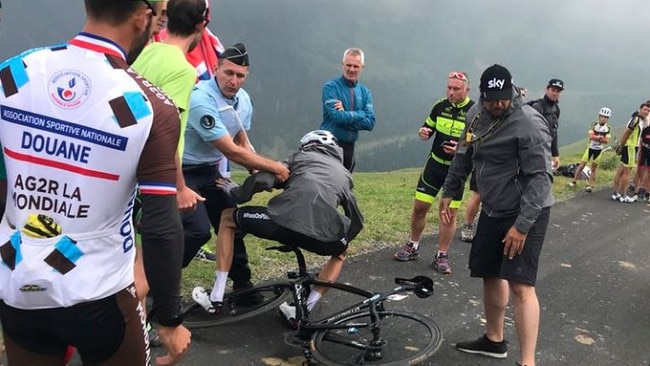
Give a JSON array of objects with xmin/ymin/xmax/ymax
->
[{"xmin": 394, "ymin": 71, "xmax": 474, "ymax": 275}]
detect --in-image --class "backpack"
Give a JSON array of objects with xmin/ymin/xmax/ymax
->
[{"xmin": 555, "ymin": 163, "xmax": 590, "ymax": 180}]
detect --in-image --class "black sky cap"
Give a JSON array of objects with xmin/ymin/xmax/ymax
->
[
  {"xmin": 479, "ymin": 64, "xmax": 513, "ymax": 101},
  {"xmin": 547, "ymin": 78, "xmax": 564, "ymax": 90},
  {"xmin": 219, "ymin": 43, "xmax": 249, "ymax": 66}
]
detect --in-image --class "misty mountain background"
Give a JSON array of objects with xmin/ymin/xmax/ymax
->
[{"xmin": 1, "ymin": 0, "xmax": 649, "ymax": 171}]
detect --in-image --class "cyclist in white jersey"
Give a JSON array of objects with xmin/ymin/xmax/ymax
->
[
  {"xmin": 0, "ymin": 1, "xmax": 190, "ymax": 364},
  {"xmin": 568, "ymin": 107, "xmax": 612, "ymax": 192}
]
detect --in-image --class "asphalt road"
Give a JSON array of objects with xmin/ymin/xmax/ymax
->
[
  {"xmin": 14, "ymin": 188, "xmax": 650, "ymax": 365},
  {"xmin": 164, "ymin": 188, "xmax": 650, "ymax": 366}
]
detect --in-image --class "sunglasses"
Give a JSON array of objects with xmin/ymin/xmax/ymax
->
[
  {"xmin": 141, "ymin": 0, "xmax": 157, "ymax": 16},
  {"xmin": 448, "ymin": 71, "xmax": 468, "ymax": 82}
]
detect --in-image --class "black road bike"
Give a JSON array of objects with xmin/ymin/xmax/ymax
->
[{"xmin": 180, "ymin": 245, "xmax": 443, "ymax": 366}]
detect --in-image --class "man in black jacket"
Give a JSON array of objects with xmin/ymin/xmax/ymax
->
[{"xmin": 529, "ymin": 78, "xmax": 563, "ymax": 171}]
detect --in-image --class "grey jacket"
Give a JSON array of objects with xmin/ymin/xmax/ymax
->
[
  {"xmin": 442, "ymin": 90, "xmax": 554, "ymax": 234},
  {"xmin": 233, "ymin": 144, "xmax": 364, "ymax": 242}
]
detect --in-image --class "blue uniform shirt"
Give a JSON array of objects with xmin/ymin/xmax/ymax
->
[{"xmin": 183, "ymin": 78, "xmax": 252, "ymax": 165}]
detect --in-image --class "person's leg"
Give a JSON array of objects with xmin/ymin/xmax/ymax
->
[
  {"xmin": 207, "ymin": 189, "xmax": 252, "ymax": 287},
  {"xmin": 464, "ymin": 191, "xmax": 481, "ymax": 226},
  {"xmin": 210, "ymin": 207, "xmax": 237, "ymax": 303},
  {"xmin": 181, "ymin": 201, "xmax": 212, "ymax": 267},
  {"xmin": 571, "ymin": 161, "xmax": 587, "ymax": 185},
  {"xmin": 618, "ymin": 167, "xmax": 631, "ymax": 198},
  {"xmin": 410, "ymin": 199, "xmax": 431, "ymax": 242},
  {"xmin": 433, "ymin": 198, "xmax": 457, "ymax": 274},
  {"xmin": 612, "ymin": 165, "xmax": 623, "ymax": 194},
  {"xmin": 461, "ymin": 178, "xmax": 481, "ymax": 243},
  {"xmin": 483, "ymin": 277, "xmax": 509, "ymax": 342},
  {"xmin": 409, "ymin": 158, "xmax": 438, "ymax": 244},
  {"xmin": 308, "ymin": 253, "xmax": 346, "ymax": 309},
  {"xmin": 510, "ymin": 281, "xmax": 540, "ymax": 366},
  {"xmin": 588, "ymin": 163, "xmax": 598, "ymax": 186},
  {"xmin": 436, "ymin": 204, "xmax": 456, "ymax": 253},
  {"xmin": 338, "ymin": 141, "xmax": 356, "ymax": 172}
]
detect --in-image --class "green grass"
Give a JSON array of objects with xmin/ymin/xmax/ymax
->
[{"xmin": 181, "ymin": 148, "xmax": 622, "ymax": 296}]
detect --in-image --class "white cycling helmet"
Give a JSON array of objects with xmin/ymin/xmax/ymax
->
[
  {"xmin": 299, "ymin": 130, "xmax": 339, "ymax": 147},
  {"xmin": 599, "ymin": 107, "xmax": 612, "ymax": 117}
]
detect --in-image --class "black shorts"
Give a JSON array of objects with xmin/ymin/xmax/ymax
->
[
  {"xmin": 234, "ymin": 206, "xmax": 348, "ymax": 256},
  {"xmin": 469, "ymin": 208, "xmax": 550, "ymax": 285},
  {"xmin": 637, "ymin": 147, "xmax": 650, "ymax": 167},
  {"xmin": 0, "ymin": 285, "xmax": 149, "ymax": 365},
  {"xmin": 415, "ymin": 157, "xmax": 463, "ymax": 205}
]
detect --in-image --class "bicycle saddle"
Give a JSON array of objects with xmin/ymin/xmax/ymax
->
[{"xmin": 395, "ymin": 276, "xmax": 434, "ymax": 298}]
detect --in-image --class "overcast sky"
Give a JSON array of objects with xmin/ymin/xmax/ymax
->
[{"xmin": 1, "ymin": 0, "xmax": 648, "ymax": 144}]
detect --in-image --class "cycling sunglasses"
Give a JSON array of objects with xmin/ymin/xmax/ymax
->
[
  {"xmin": 141, "ymin": 0, "xmax": 157, "ymax": 16},
  {"xmin": 448, "ymin": 71, "xmax": 468, "ymax": 82}
]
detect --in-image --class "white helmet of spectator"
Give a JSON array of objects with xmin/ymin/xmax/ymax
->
[
  {"xmin": 599, "ymin": 107, "xmax": 612, "ymax": 117},
  {"xmin": 299, "ymin": 130, "xmax": 339, "ymax": 147}
]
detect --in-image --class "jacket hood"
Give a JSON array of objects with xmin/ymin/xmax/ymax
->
[{"xmin": 301, "ymin": 143, "xmax": 345, "ymax": 163}]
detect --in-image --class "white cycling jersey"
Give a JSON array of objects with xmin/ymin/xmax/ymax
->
[
  {"xmin": 588, "ymin": 122, "xmax": 611, "ymax": 150},
  {"xmin": 0, "ymin": 33, "xmax": 180, "ymax": 309}
]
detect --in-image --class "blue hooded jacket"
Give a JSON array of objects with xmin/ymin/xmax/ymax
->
[{"xmin": 320, "ymin": 76, "xmax": 375, "ymax": 143}]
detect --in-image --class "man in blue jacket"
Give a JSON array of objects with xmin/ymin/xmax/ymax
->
[{"xmin": 320, "ymin": 48, "xmax": 375, "ymax": 171}]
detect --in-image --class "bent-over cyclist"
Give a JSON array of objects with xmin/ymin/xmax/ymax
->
[{"xmin": 193, "ymin": 130, "xmax": 364, "ymax": 324}]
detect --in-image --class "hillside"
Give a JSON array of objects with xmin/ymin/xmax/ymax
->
[{"xmin": 2, "ymin": 0, "xmax": 650, "ymax": 171}]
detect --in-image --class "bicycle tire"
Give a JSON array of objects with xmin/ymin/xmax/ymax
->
[
  {"xmin": 309, "ymin": 310, "xmax": 442, "ymax": 366},
  {"xmin": 181, "ymin": 284, "xmax": 291, "ymax": 329}
]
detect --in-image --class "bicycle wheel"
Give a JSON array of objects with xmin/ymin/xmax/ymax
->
[
  {"xmin": 181, "ymin": 284, "xmax": 290, "ymax": 329},
  {"xmin": 309, "ymin": 310, "xmax": 442, "ymax": 366}
]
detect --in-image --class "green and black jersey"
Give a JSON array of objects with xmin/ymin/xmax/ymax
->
[{"xmin": 423, "ymin": 97, "xmax": 474, "ymax": 164}]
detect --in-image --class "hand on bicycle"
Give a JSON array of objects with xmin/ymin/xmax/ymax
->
[{"xmin": 155, "ymin": 325, "xmax": 191, "ymax": 365}]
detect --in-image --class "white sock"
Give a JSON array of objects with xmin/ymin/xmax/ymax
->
[
  {"xmin": 409, "ymin": 240, "xmax": 419, "ymax": 250},
  {"xmin": 306, "ymin": 291, "xmax": 322, "ymax": 311},
  {"xmin": 437, "ymin": 250, "xmax": 447, "ymax": 257},
  {"xmin": 210, "ymin": 270, "xmax": 229, "ymax": 303}
]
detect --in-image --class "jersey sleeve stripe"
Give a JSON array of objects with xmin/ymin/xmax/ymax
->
[{"xmin": 138, "ymin": 182, "xmax": 177, "ymax": 195}]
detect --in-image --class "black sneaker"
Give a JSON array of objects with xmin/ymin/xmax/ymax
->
[
  {"xmin": 455, "ymin": 334, "xmax": 508, "ymax": 359},
  {"xmin": 232, "ymin": 281, "xmax": 264, "ymax": 307},
  {"xmin": 194, "ymin": 248, "xmax": 217, "ymax": 262}
]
